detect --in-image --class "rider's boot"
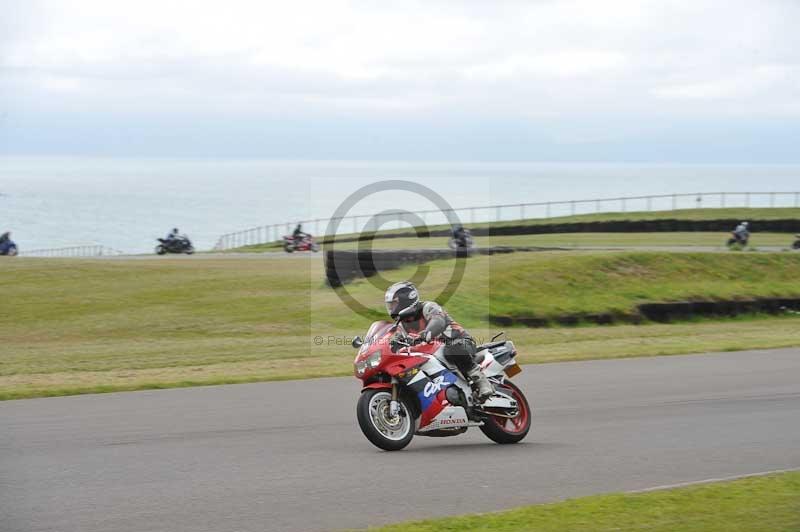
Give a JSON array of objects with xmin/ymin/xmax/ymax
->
[{"xmin": 466, "ymin": 366, "xmax": 494, "ymax": 403}]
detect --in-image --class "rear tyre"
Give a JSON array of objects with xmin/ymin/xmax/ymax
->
[
  {"xmin": 480, "ymin": 380, "xmax": 531, "ymax": 444},
  {"xmin": 357, "ymin": 389, "xmax": 415, "ymax": 451},
  {"xmin": 185, "ymin": 246, "xmax": 195, "ymax": 255}
]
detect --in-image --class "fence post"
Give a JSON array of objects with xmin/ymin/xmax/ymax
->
[
  {"xmin": 471, "ymin": 207, "xmax": 476, "ymax": 224},
  {"xmin": 770, "ymin": 192, "xmax": 775, "ymax": 207},
  {"xmin": 672, "ymin": 194, "xmax": 676, "ymax": 210},
  {"xmin": 795, "ymin": 192, "xmax": 799, "ymax": 207},
  {"xmin": 622, "ymin": 198, "xmax": 626, "ymax": 212},
  {"xmin": 721, "ymin": 192, "xmax": 725, "ymax": 208},
  {"xmin": 746, "ymin": 192, "xmax": 750, "ymax": 207},
  {"xmin": 570, "ymin": 201, "xmax": 576, "ymax": 216}
]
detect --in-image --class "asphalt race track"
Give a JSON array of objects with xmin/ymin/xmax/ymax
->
[{"xmin": 2, "ymin": 349, "xmax": 799, "ymax": 532}]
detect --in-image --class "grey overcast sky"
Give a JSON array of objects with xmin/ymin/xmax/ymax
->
[{"xmin": 1, "ymin": 0, "xmax": 799, "ymax": 161}]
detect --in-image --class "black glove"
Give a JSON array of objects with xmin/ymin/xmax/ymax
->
[
  {"xmin": 411, "ymin": 335, "xmax": 426, "ymax": 346},
  {"xmin": 389, "ymin": 333, "xmax": 408, "ymax": 353}
]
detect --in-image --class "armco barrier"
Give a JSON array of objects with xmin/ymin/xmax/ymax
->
[
  {"xmin": 324, "ymin": 246, "xmax": 558, "ymax": 287},
  {"xmin": 489, "ymin": 297, "xmax": 800, "ymax": 328}
]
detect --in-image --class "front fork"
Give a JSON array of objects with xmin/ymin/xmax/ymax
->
[{"xmin": 389, "ymin": 377, "xmax": 401, "ymax": 417}]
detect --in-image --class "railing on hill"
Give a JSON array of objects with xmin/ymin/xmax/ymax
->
[
  {"xmin": 22, "ymin": 245, "xmax": 124, "ymax": 257},
  {"xmin": 212, "ymin": 191, "xmax": 800, "ymax": 251}
]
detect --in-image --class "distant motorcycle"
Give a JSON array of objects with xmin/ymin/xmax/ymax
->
[
  {"xmin": 156, "ymin": 236, "xmax": 194, "ymax": 255},
  {"xmin": 792, "ymin": 235, "xmax": 800, "ymax": 250},
  {"xmin": 448, "ymin": 228, "xmax": 474, "ymax": 250},
  {"xmin": 283, "ymin": 234, "xmax": 319, "ymax": 253},
  {"xmin": 0, "ymin": 239, "xmax": 18, "ymax": 256},
  {"xmin": 726, "ymin": 232, "xmax": 749, "ymax": 248}
]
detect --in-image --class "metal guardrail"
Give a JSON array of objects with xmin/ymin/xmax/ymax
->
[
  {"xmin": 212, "ymin": 191, "xmax": 800, "ymax": 251},
  {"xmin": 22, "ymin": 245, "xmax": 124, "ymax": 257}
]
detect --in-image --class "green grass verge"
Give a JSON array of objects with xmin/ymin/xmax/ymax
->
[
  {"xmin": 2, "ymin": 251, "xmax": 800, "ymax": 400},
  {"xmin": 369, "ymin": 471, "xmax": 800, "ymax": 532}
]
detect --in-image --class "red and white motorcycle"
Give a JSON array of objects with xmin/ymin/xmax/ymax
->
[
  {"xmin": 352, "ymin": 311, "xmax": 531, "ymax": 451},
  {"xmin": 283, "ymin": 234, "xmax": 319, "ymax": 253}
]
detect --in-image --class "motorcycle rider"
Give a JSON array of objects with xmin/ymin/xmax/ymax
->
[
  {"xmin": 385, "ymin": 281, "xmax": 494, "ymax": 402},
  {"xmin": 0, "ymin": 231, "xmax": 12, "ymax": 254},
  {"xmin": 733, "ymin": 221, "xmax": 750, "ymax": 243},
  {"xmin": 293, "ymin": 224, "xmax": 310, "ymax": 245},
  {"xmin": 452, "ymin": 224, "xmax": 468, "ymax": 243},
  {"xmin": 165, "ymin": 227, "xmax": 180, "ymax": 242}
]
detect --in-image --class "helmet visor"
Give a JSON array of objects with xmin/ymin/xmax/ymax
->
[{"xmin": 385, "ymin": 295, "xmax": 401, "ymax": 317}]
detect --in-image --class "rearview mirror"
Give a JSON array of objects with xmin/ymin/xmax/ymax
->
[{"xmin": 352, "ymin": 336, "xmax": 363, "ymax": 348}]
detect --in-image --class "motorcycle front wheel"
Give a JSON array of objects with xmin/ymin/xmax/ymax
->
[
  {"xmin": 793, "ymin": 241, "xmax": 800, "ymax": 250},
  {"xmin": 357, "ymin": 389, "xmax": 415, "ymax": 451},
  {"xmin": 155, "ymin": 245, "xmax": 167, "ymax": 255},
  {"xmin": 480, "ymin": 380, "xmax": 531, "ymax": 444}
]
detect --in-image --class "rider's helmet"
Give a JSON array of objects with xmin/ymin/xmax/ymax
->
[
  {"xmin": 172, "ymin": 228, "xmax": 179, "ymax": 233},
  {"xmin": 742, "ymin": 221, "xmax": 749, "ymax": 227},
  {"xmin": 384, "ymin": 281, "xmax": 421, "ymax": 318}
]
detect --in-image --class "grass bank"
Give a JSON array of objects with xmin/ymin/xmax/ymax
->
[
  {"xmin": 370, "ymin": 471, "xmax": 800, "ymax": 532},
  {"xmin": 2, "ymin": 251, "xmax": 800, "ymax": 399}
]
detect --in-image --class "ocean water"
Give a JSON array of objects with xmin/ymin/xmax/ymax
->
[{"xmin": 1, "ymin": 157, "xmax": 799, "ymax": 253}]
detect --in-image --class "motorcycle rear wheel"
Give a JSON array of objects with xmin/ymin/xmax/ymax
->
[
  {"xmin": 283, "ymin": 243, "xmax": 293, "ymax": 253},
  {"xmin": 479, "ymin": 380, "xmax": 531, "ymax": 444},
  {"xmin": 357, "ymin": 389, "xmax": 415, "ymax": 451}
]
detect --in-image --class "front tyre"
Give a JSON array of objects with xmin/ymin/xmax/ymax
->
[
  {"xmin": 480, "ymin": 380, "xmax": 531, "ymax": 444},
  {"xmin": 155, "ymin": 245, "xmax": 167, "ymax": 255},
  {"xmin": 357, "ymin": 389, "xmax": 415, "ymax": 451}
]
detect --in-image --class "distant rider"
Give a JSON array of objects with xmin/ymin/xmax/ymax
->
[
  {"xmin": 733, "ymin": 221, "xmax": 750, "ymax": 243},
  {"xmin": 293, "ymin": 224, "xmax": 310, "ymax": 245},
  {"xmin": 0, "ymin": 231, "xmax": 9, "ymax": 245},
  {"xmin": 385, "ymin": 281, "xmax": 493, "ymax": 402}
]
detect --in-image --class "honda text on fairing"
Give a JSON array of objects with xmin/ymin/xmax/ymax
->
[
  {"xmin": 351, "ymin": 310, "xmax": 531, "ymax": 451},
  {"xmin": 155, "ymin": 235, "xmax": 194, "ymax": 255},
  {"xmin": 283, "ymin": 234, "xmax": 319, "ymax": 253}
]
